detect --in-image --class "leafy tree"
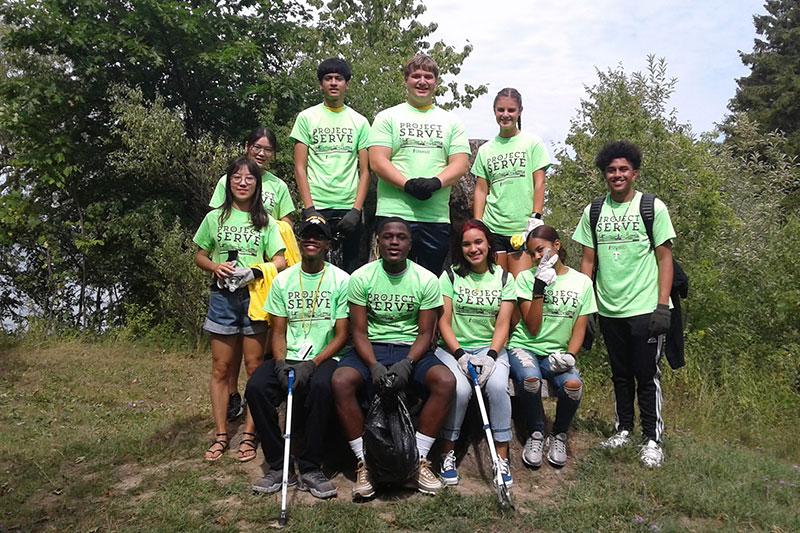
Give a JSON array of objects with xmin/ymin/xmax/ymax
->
[{"xmin": 728, "ymin": 0, "xmax": 800, "ymax": 158}]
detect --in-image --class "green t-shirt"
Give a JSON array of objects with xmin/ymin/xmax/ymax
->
[
  {"xmin": 471, "ymin": 131, "xmax": 550, "ymax": 236},
  {"xmin": 367, "ymin": 102, "xmax": 470, "ymax": 223},
  {"xmin": 348, "ymin": 259, "xmax": 443, "ymax": 343},
  {"xmin": 193, "ymin": 209, "xmax": 286, "ymax": 268},
  {"xmin": 572, "ymin": 191, "xmax": 676, "ymax": 318},
  {"xmin": 509, "ymin": 267, "xmax": 597, "ymax": 355},
  {"xmin": 208, "ymin": 171, "xmax": 295, "ymax": 220},
  {"xmin": 439, "ymin": 267, "xmax": 516, "ymax": 349},
  {"xmin": 289, "ymin": 103, "xmax": 370, "ymax": 209},
  {"xmin": 264, "ymin": 262, "xmax": 350, "ymax": 361}
]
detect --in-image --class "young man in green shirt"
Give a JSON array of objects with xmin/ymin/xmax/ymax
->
[
  {"xmin": 332, "ymin": 217, "xmax": 455, "ymax": 499},
  {"xmin": 572, "ymin": 141, "xmax": 676, "ymax": 468},
  {"xmin": 367, "ymin": 53, "xmax": 471, "ymax": 275},
  {"xmin": 246, "ymin": 215, "xmax": 350, "ymax": 498},
  {"xmin": 291, "ymin": 58, "xmax": 371, "ymax": 273}
]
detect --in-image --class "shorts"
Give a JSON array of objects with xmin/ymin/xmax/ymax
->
[
  {"xmin": 337, "ymin": 342, "xmax": 444, "ymax": 395},
  {"xmin": 491, "ymin": 232, "xmax": 524, "ymax": 254},
  {"xmin": 203, "ymin": 286, "xmax": 267, "ymax": 336}
]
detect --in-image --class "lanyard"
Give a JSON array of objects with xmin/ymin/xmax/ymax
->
[{"xmin": 298, "ymin": 266, "xmax": 326, "ymax": 334}]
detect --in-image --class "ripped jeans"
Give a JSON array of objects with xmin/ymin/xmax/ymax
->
[{"xmin": 508, "ymin": 347, "xmax": 583, "ymax": 436}]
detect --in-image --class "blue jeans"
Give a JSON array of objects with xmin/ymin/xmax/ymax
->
[
  {"xmin": 435, "ymin": 347, "xmax": 512, "ymax": 442},
  {"xmin": 508, "ymin": 347, "xmax": 582, "ymax": 435}
]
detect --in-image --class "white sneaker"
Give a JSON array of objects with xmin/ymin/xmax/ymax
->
[
  {"xmin": 640, "ymin": 440, "xmax": 664, "ymax": 468},
  {"xmin": 601, "ymin": 429, "xmax": 631, "ymax": 449},
  {"xmin": 522, "ymin": 431, "xmax": 544, "ymax": 467}
]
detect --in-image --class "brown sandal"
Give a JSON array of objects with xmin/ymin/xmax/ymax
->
[
  {"xmin": 204, "ymin": 432, "xmax": 229, "ymax": 462},
  {"xmin": 238, "ymin": 432, "xmax": 258, "ymax": 463}
]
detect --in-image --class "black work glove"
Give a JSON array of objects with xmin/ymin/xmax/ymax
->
[
  {"xmin": 385, "ymin": 358, "xmax": 413, "ymax": 390},
  {"xmin": 274, "ymin": 360, "xmax": 290, "ymax": 391},
  {"xmin": 291, "ymin": 360, "xmax": 316, "ymax": 391},
  {"xmin": 337, "ymin": 207, "xmax": 361, "ymax": 235},
  {"xmin": 403, "ymin": 178, "xmax": 431, "ymax": 200},
  {"xmin": 648, "ymin": 303, "xmax": 671, "ymax": 338},
  {"xmin": 370, "ymin": 363, "xmax": 388, "ymax": 387},
  {"xmin": 417, "ymin": 177, "xmax": 442, "ymax": 196},
  {"xmin": 301, "ymin": 205, "xmax": 321, "ymax": 219}
]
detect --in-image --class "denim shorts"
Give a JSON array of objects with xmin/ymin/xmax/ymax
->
[
  {"xmin": 203, "ymin": 286, "xmax": 267, "ymax": 336},
  {"xmin": 337, "ymin": 342, "xmax": 444, "ymax": 394}
]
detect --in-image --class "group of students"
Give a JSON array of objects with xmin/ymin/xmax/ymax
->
[{"xmin": 192, "ymin": 52, "xmax": 677, "ymax": 501}]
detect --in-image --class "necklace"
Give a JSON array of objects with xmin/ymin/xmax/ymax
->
[{"xmin": 298, "ymin": 266, "xmax": 326, "ymax": 335}]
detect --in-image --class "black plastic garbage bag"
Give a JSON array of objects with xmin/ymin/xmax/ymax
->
[{"xmin": 363, "ymin": 384, "xmax": 418, "ymax": 486}]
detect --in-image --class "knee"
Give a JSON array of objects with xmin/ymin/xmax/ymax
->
[
  {"xmin": 430, "ymin": 367, "xmax": 456, "ymax": 395},
  {"xmin": 523, "ymin": 376, "xmax": 541, "ymax": 394},
  {"xmin": 331, "ymin": 369, "xmax": 357, "ymax": 399},
  {"xmin": 564, "ymin": 379, "xmax": 583, "ymax": 401},
  {"xmin": 210, "ymin": 362, "xmax": 230, "ymax": 382}
]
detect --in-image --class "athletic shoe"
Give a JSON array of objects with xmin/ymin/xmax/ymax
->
[
  {"xmin": 439, "ymin": 450, "xmax": 459, "ymax": 486},
  {"xmin": 522, "ymin": 431, "xmax": 544, "ymax": 467},
  {"xmin": 416, "ymin": 458, "xmax": 443, "ymax": 495},
  {"xmin": 601, "ymin": 429, "xmax": 631, "ymax": 449},
  {"xmin": 640, "ymin": 440, "xmax": 664, "ymax": 468},
  {"xmin": 493, "ymin": 458, "xmax": 513, "ymax": 488},
  {"xmin": 352, "ymin": 460, "xmax": 375, "ymax": 501},
  {"xmin": 226, "ymin": 392, "xmax": 243, "ymax": 421},
  {"xmin": 547, "ymin": 432, "xmax": 568, "ymax": 467},
  {"xmin": 252, "ymin": 468, "xmax": 296, "ymax": 494},
  {"xmin": 299, "ymin": 469, "xmax": 337, "ymax": 499}
]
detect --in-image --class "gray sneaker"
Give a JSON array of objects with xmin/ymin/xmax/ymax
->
[
  {"xmin": 522, "ymin": 431, "xmax": 545, "ymax": 468},
  {"xmin": 299, "ymin": 469, "xmax": 337, "ymax": 499},
  {"xmin": 547, "ymin": 433, "xmax": 568, "ymax": 467},
  {"xmin": 252, "ymin": 468, "xmax": 297, "ymax": 494}
]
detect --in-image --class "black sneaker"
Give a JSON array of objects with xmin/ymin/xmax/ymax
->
[
  {"xmin": 298, "ymin": 469, "xmax": 337, "ymax": 499},
  {"xmin": 226, "ymin": 392, "xmax": 243, "ymax": 421}
]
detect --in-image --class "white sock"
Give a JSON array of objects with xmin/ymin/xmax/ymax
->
[
  {"xmin": 415, "ymin": 432, "xmax": 436, "ymax": 459},
  {"xmin": 348, "ymin": 437, "xmax": 365, "ymax": 461}
]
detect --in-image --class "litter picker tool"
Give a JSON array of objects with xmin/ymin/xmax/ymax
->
[
  {"xmin": 278, "ymin": 368, "xmax": 295, "ymax": 527},
  {"xmin": 467, "ymin": 362, "xmax": 514, "ymax": 510}
]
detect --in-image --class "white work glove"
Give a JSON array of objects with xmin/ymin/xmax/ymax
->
[
  {"xmin": 547, "ymin": 351, "xmax": 576, "ymax": 373},
  {"xmin": 469, "ymin": 354, "xmax": 496, "ymax": 386},
  {"xmin": 524, "ymin": 214, "xmax": 544, "ymax": 239},
  {"xmin": 535, "ymin": 249, "xmax": 558, "ymax": 286},
  {"xmin": 224, "ymin": 267, "xmax": 255, "ymax": 292}
]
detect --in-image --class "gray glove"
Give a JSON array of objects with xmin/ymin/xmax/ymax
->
[
  {"xmin": 547, "ymin": 351, "xmax": 576, "ymax": 373},
  {"xmin": 291, "ymin": 360, "xmax": 316, "ymax": 390},
  {"xmin": 337, "ymin": 208, "xmax": 361, "ymax": 235},
  {"xmin": 370, "ymin": 363, "xmax": 388, "ymax": 387},
  {"xmin": 469, "ymin": 354, "xmax": 496, "ymax": 386},
  {"xmin": 301, "ymin": 205, "xmax": 321, "ymax": 219},
  {"xmin": 648, "ymin": 304, "xmax": 671, "ymax": 338},
  {"xmin": 225, "ymin": 267, "xmax": 255, "ymax": 292},
  {"xmin": 274, "ymin": 360, "xmax": 290, "ymax": 391},
  {"xmin": 386, "ymin": 358, "xmax": 413, "ymax": 390}
]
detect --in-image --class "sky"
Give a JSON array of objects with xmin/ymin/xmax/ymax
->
[{"xmin": 419, "ymin": 0, "xmax": 765, "ymax": 149}]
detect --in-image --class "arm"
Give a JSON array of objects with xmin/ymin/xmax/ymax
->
[
  {"xmin": 293, "ymin": 142, "xmax": 315, "ymax": 209},
  {"xmin": 436, "ymin": 152, "xmax": 469, "ymax": 188},
  {"xmin": 437, "ymin": 297, "xmax": 461, "ymax": 354},
  {"xmin": 580, "ymin": 246, "xmax": 596, "ymax": 278},
  {"xmin": 532, "ymin": 168, "xmax": 546, "ymax": 215},
  {"xmin": 271, "ymin": 251, "xmax": 287, "ymax": 273},
  {"xmin": 407, "ymin": 308, "xmax": 438, "ymax": 362},
  {"xmin": 489, "ymin": 301, "xmax": 515, "ymax": 352},
  {"xmin": 281, "ymin": 215, "xmax": 293, "ymax": 224},
  {"xmin": 270, "ymin": 315, "xmax": 288, "ymax": 361},
  {"xmin": 353, "ymin": 149, "xmax": 371, "ymax": 210},
  {"xmin": 566, "ymin": 314, "xmax": 588, "ymax": 356},
  {"xmin": 369, "ymin": 146, "xmax": 407, "ymax": 189},
  {"xmin": 473, "ymin": 177, "xmax": 488, "ymax": 219},
  {"xmin": 349, "ymin": 303, "xmax": 378, "ymax": 368},
  {"xmin": 518, "ymin": 297, "xmax": 544, "ymax": 337},
  {"xmin": 311, "ymin": 318, "xmax": 349, "ymax": 366},
  {"xmin": 194, "ymin": 249, "xmax": 234, "ymax": 279},
  {"xmin": 655, "ymin": 241, "xmax": 674, "ymax": 306}
]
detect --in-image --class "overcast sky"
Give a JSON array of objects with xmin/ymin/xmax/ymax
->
[{"xmin": 420, "ymin": 0, "xmax": 764, "ymax": 149}]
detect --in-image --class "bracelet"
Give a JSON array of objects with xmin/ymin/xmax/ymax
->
[
  {"xmin": 454, "ymin": 348, "xmax": 466, "ymax": 358},
  {"xmin": 533, "ymin": 212, "xmax": 543, "ymax": 219},
  {"xmin": 487, "ymin": 349, "xmax": 498, "ymax": 360}
]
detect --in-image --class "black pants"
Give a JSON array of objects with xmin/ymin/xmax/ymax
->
[
  {"xmin": 319, "ymin": 208, "xmax": 362, "ymax": 274},
  {"xmin": 245, "ymin": 358, "xmax": 338, "ymax": 473},
  {"xmin": 375, "ymin": 217, "xmax": 450, "ymax": 276},
  {"xmin": 599, "ymin": 313, "xmax": 664, "ymax": 442}
]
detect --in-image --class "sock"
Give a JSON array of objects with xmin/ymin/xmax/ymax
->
[
  {"xmin": 348, "ymin": 437, "xmax": 365, "ymax": 461},
  {"xmin": 415, "ymin": 432, "xmax": 435, "ymax": 459}
]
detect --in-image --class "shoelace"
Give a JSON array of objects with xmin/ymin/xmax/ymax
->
[{"xmin": 442, "ymin": 451, "xmax": 457, "ymax": 471}]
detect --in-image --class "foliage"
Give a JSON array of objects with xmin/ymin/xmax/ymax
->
[{"xmin": 728, "ymin": 0, "xmax": 800, "ymax": 158}]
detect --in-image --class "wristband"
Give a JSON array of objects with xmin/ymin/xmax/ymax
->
[
  {"xmin": 487, "ymin": 349, "xmax": 498, "ymax": 360},
  {"xmin": 454, "ymin": 348, "xmax": 466, "ymax": 358},
  {"xmin": 533, "ymin": 212, "xmax": 543, "ymax": 219},
  {"xmin": 250, "ymin": 268, "xmax": 263, "ymax": 279},
  {"xmin": 533, "ymin": 278, "xmax": 547, "ymax": 297}
]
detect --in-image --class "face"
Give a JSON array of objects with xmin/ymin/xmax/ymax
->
[
  {"xmin": 230, "ymin": 164, "xmax": 257, "ymax": 203},
  {"xmin": 299, "ymin": 229, "xmax": 330, "ymax": 260},
  {"xmin": 320, "ymin": 73, "xmax": 348, "ymax": 101},
  {"xmin": 404, "ymin": 68, "xmax": 437, "ymax": 106},
  {"xmin": 494, "ymin": 96, "xmax": 521, "ymax": 132},
  {"xmin": 527, "ymin": 237, "xmax": 560, "ymax": 265},
  {"xmin": 604, "ymin": 157, "xmax": 638, "ymax": 197},
  {"xmin": 246, "ymin": 136, "xmax": 275, "ymax": 168},
  {"xmin": 378, "ymin": 222, "xmax": 412, "ymax": 264},
  {"xmin": 461, "ymin": 228, "xmax": 490, "ymax": 269}
]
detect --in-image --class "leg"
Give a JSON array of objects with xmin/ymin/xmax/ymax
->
[
  {"xmin": 494, "ymin": 252, "xmax": 509, "ymax": 272},
  {"xmin": 408, "ymin": 222, "xmax": 450, "ymax": 276},
  {"xmin": 297, "ymin": 359, "xmax": 338, "ymax": 473},
  {"xmin": 541, "ymin": 359, "xmax": 583, "ymax": 435},
  {"xmin": 206, "ymin": 333, "xmax": 238, "ymax": 459},
  {"xmin": 416, "ymin": 363, "xmax": 456, "ymax": 439},
  {"xmin": 434, "ymin": 348, "xmax": 472, "ymax": 444},
  {"xmin": 331, "ymin": 366, "xmax": 366, "ymax": 441},
  {"xmin": 507, "ymin": 348, "xmax": 545, "ymax": 435},
  {"xmin": 505, "ymin": 250, "xmax": 533, "ymax": 278},
  {"xmin": 483, "ymin": 349, "xmax": 512, "ymax": 455},
  {"xmin": 629, "ymin": 314, "xmax": 665, "ymax": 442},
  {"xmin": 238, "ymin": 332, "xmax": 267, "ymax": 461},
  {"xmin": 244, "ymin": 360, "xmax": 285, "ymax": 470},
  {"xmin": 600, "ymin": 315, "xmax": 636, "ymax": 433}
]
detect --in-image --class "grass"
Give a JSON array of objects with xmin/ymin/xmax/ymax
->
[{"xmin": 1, "ymin": 338, "xmax": 798, "ymax": 532}]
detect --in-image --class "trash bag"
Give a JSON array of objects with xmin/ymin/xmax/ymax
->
[{"xmin": 363, "ymin": 381, "xmax": 418, "ymax": 487}]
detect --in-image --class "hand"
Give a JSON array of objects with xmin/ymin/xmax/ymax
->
[
  {"xmin": 547, "ymin": 351, "xmax": 576, "ymax": 373},
  {"xmin": 224, "ymin": 267, "xmax": 256, "ymax": 292},
  {"xmin": 337, "ymin": 208, "xmax": 362, "ymax": 235},
  {"xmin": 533, "ymin": 249, "xmax": 558, "ymax": 297},
  {"xmin": 370, "ymin": 363, "xmax": 388, "ymax": 387},
  {"xmin": 524, "ymin": 213, "xmax": 544, "ymax": 237},
  {"xmin": 469, "ymin": 354, "xmax": 496, "ymax": 386},
  {"xmin": 417, "ymin": 177, "xmax": 442, "ymax": 197},
  {"xmin": 274, "ymin": 360, "xmax": 290, "ymax": 391},
  {"xmin": 403, "ymin": 178, "xmax": 431, "ymax": 200},
  {"xmin": 291, "ymin": 361, "xmax": 316, "ymax": 390},
  {"xmin": 456, "ymin": 349, "xmax": 470, "ymax": 377},
  {"xmin": 385, "ymin": 358, "xmax": 413, "ymax": 390},
  {"xmin": 648, "ymin": 304, "xmax": 671, "ymax": 338},
  {"xmin": 301, "ymin": 205, "xmax": 321, "ymax": 219},
  {"xmin": 213, "ymin": 261, "xmax": 236, "ymax": 281}
]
